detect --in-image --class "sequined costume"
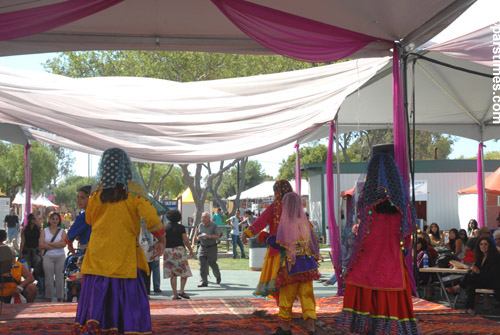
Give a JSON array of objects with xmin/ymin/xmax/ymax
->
[{"xmin": 337, "ymin": 153, "xmax": 421, "ymax": 335}]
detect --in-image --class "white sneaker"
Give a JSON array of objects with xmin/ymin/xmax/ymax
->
[{"xmin": 72, "ymin": 297, "xmax": 78, "ymax": 302}]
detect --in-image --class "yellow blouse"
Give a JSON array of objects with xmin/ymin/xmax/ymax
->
[{"xmin": 81, "ymin": 191, "xmax": 164, "ymax": 279}]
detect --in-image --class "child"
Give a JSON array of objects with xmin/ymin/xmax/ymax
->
[
  {"xmin": 65, "ymin": 185, "xmax": 92, "ymax": 255},
  {"xmin": 260, "ymin": 192, "xmax": 320, "ymax": 335}
]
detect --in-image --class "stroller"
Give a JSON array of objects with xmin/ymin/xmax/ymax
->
[{"xmin": 64, "ymin": 249, "xmax": 84, "ymax": 302}]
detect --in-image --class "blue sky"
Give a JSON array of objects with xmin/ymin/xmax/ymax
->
[{"xmin": 0, "ymin": 0, "xmax": 498, "ymax": 178}]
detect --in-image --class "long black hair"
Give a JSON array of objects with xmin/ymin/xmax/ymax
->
[{"xmin": 474, "ymin": 236, "xmax": 497, "ymax": 262}]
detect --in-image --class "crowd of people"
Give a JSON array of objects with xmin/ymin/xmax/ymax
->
[{"xmin": 1, "ymin": 147, "xmax": 499, "ymax": 334}]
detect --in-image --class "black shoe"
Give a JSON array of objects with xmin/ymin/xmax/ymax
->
[
  {"xmin": 271, "ymin": 327, "xmax": 292, "ymax": 335},
  {"xmin": 154, "ymin": 287, "xmax": 162, "ymax": 293},
  {"xmin": 216, "ymin": 277, "xmax": 221, "ymax": 284},
  {"xmin": 198, "ymin": 282, "xmax": 208, "ymax": 287}
]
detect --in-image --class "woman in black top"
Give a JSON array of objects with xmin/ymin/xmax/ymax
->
[
  {"xmin": 448, "ymin": 236, "xmax": 500, "ymax": 315},
  {"xmin": 163, "ymin": 210, "xmax": 194, "ymax": 300},
  {"xmin": 20, "ymin": 213, "xmax": 41, "ymax": 270}
]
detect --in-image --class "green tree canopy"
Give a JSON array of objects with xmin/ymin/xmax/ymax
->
[
  {"xmin": 278, "ymin": 142, "xmax": 329, "ymax": 180},
  {"xmin": 53, "ymin": 175, "xmax": 95, "ymax": 211},
  {"xmin": 216, "ymin": 160, "xmax": 272, "ymax": 199},
  {"xmin": 0, "ymin": 142, "xmax": 62, "ymax": 197}
]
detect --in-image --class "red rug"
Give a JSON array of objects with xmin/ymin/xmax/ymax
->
[{"xmin": 0, "ymin": 297, "xmax": 498, "ymax": 334}]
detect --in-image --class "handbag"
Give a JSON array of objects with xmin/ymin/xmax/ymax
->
[{"xmin": 34, "ymin": 229, "xmax": 61, "ymax": 278}]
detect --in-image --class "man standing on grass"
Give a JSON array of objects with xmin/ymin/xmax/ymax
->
[
  {"xmin": 196, "ymin": 212, "xmax": 221, "ymax": 287},
  {"xmin": 3, "ymin": 208, "xmax": 19, "ymax": 244}
]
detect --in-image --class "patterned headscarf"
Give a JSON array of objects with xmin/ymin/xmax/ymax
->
[
  {"xmin": 340, "ymin": 153, "xmax": 417, "ymax": 278},
  {"xmin": 92, "ymin": 148, "xmax": 168, "ymax": 215},
  {"xmin": 276, "ymin": 192, "xmax": 319, "ymax": 266},
  {"xmin": 271, "ymin": 179, "xmax": 293, "ymax": 233}
]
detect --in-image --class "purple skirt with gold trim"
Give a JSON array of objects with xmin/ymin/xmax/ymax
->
[{"xmin": 71, "ymin": 269, "xmax": 151, "ymax": 334}]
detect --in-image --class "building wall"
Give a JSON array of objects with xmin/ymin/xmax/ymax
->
[{"xmin": 306, "ymin": 161, "xmax": 499, "ymax": 237}]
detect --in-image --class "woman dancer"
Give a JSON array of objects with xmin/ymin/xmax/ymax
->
[
  {"xmin": 338, "ymin": 153, "xmax": 421, "ymax": 334},
  {"xmin": 261, "ymin": 192, "xmax": 320, "ymax": 335},
  {"xmin": 72, "ymin": 148, "xmax": 166, "ymax": 334},
  {"xmin": 242, "ymin": 179, "xmax": 293, "ymax": 298}
]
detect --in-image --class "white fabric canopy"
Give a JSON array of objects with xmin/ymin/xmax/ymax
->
[
  {"xmin": 0, "ymin": 57, "xmax": 389, "ymax": 163},
  {"xmin": 227, "ymin": 180, "xmax": 308, "ymax": 200}
]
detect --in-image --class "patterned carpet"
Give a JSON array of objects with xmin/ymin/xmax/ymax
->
[{"xmin": 0, "ymin": 297, "xmax": 498, "ymax": 334}]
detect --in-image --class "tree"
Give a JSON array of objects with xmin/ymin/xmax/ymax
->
[
  {"xmin": 278, "ymin": 142, "xmax": 329, "ymax": 180},
  {"xmin": 53, "ymin": 175, "xmax": 95, "ymax": 211},
  {"xmin": 484, "ymin": 151, "xmax": 500, "ymax": 160},
  {"xmin": 180, "ymin": 160, "xmax": 240, "ymax": 225},
  {"xmin": 0, "ymin": 142, "xmax": 61, "ymax": 198},
  {"xmin": 215, "ymin": 160, "xmax": 272, "ymax": 200},
  {"xmin": 136, "ymin": 163, "xmax": 186, "ymax": 199}
]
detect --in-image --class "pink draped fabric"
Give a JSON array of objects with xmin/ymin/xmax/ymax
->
[
  {"xmin": 477, "ymin": 142, "xmax": 485, "ymax": 228},
  {"xmin": 0, "ymin": 0, "xmax": 124, "ymax": 41},
  {"xmin": 392, "ymin": 45, "xmax": 415, "ymax": 295},
  {"xmin": 327, "ymin": 122, "xmax": 343, "ymax": 295},
  {"xmin": 294, "ymin": 143, "xmax": 302, "ymax": 196},
  {"xmin": 210, "ymin": 0, "xmax": 391, "ymax": 63},
  {"xmin": 24, "ymin": 144, "xmax": 31, "ymax": 226}
]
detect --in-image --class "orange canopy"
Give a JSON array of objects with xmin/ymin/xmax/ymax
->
[{"xmin": 458, "ymin": 167, "xmax": 500, "ymax": 196}]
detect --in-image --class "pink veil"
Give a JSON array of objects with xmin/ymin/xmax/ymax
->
[{"xmin": 276, "ymin": 192, "xmax": 319, "ymax": 265}]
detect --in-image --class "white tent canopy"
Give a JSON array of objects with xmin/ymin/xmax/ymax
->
[
  {"xmin": 227, "ymin": 180, "xmax": 309, "ymax": 201},
  {"xmin": 0, "ymin": 0, "xmax": 473, "ymax": 58},
  {"xmin": 301, "ymin": 25, "xmax": 497, "ymax": 143},
  {"xmin": 0, "ymin": 57, "xmax": 389, "ymax": 163}
]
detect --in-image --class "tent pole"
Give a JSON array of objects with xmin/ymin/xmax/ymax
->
[
  {"xmin": 334, "ymin": 114, "xmax": 341, "ymax": 236},
  {"xmin": 24, "ymin": 143, "xmax": 31, "ymax": 227}
]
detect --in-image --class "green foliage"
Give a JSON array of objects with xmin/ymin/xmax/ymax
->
[
  {"xmin": 278, "ymin": 142, "xmax": 329, "ymax": 180},
  {"xmin": 0, "ymin": 142, "xmax": 60, "ymax": 197},
  {"xmin": 136, "ymin": 163, "xmax": 186, "ymax": 199},
  {"xmin": 217, "ymin": 160, "xmax": 272, "ymax": 198},
  {"xmin": 44, "ymin": 51, "xmax": 327, "ymax": 81},
  {"xmin": 484, "ymin": 151, "xmax": 500, "ymax": 160},
  {"xmin": 53, "ymin": 175, "xmax": 95, "ymax": 210}
]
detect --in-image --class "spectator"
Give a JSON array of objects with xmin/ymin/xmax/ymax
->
[
  {"xmin": 240, "ymin": 210, "xmax": 255, "ymax": 230},
  {"xmin": 196, "ymin": 212, "xmax": 221, "ymax": 287},
  {"xmin": 447, "ymin": 237, "xmax": 500, "ymax": 316},
  {"xmin": 39, "ymin": 211, "xmax": 67, "ymax": 302},
  {"xmin": 417, "ymin": 232, "xmax": 438, "ymax": 264},
  {"xmin": 19, "ymin": 213, "xmax": 41, "ymax": 270},
  {"xmin": 446, "ymin": 228, "xmax": 465, "ymax": 259},
  {"xmin": 426, "ymin": 222, "xmax": 442, "ymax": 247},
  {"xmin": 65, "ymin": 185, "xmax": 92, "ymax": 256},
  {"xmin": 139, "ymin": 223, "xmax": 162, "ymax": 295},
  {"xmin": 163, "ymin": 209, "xmax": 194, "ymax": 300},
  {"xmin": 3, "ymin": 208, "xmax": 20, "ymax": 244},
  {"xmin": 0, "ymin": 248, "xmax": 37, "ymax": 303},
  {"xmin": 493, "ymin": 230, "xmax": 500, "ymax": 253},
  {"xmin": 416, "ymin": 237, "xmax": 436, "ymax": 299},
  {"xmin": 467, "ymin": 219, "xmax": 478, "ymax": 237},
  {"xmin": 73, "ymin": 148, "xmax": 166, "ymax": 334},
  {"xmin": 226, "ymin": 210, "xmax": 246, "ymax": 259},
  {"xmin": 66, "ymin": 256, "xmax": 83, "ymax": 302},
  {"xmin": 212, "ymin": 207, "xmax": 224, "ymax": 227},
  {"xmin": 459, "ymin": 229, "xmax": 468, "ymax": 245}
]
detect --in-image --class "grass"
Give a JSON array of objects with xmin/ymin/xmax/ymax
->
[{"xmin": 187, "ymin": 242, "xmax": 334, "ymax": 272}]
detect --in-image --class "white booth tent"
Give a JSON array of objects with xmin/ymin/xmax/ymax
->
[{"xmin": 227, "ymin": 180, "xmax": 309, "ymax": 201}]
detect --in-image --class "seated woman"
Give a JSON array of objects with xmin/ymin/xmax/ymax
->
[
  {"xmin": 427, "ymin": 222, "xmax": 442, "ymax": 247},
  {"xmin": 447, "ymin": 237, "xmax": 500, "ymax": 316},
  {"xmin": 467, "ymin": 219, "xmax": 478, "ymax": 237},
  {"xmin": 459, "ymin": 229, "xmax": 468, "ymax": 245},
  {"xmin": 446, "ymin": 228, "xmax": 465, "ymax": 259},
  {"xmin": 416, "ymin": 237, "xmax": 436, "ymax": 299},
  {"xmin": 417, "ymin": 232, "xmax": 438, "ymax": 264}
]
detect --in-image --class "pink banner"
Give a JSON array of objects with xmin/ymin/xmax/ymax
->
[
  {"xmin": 24, "ymin": 144, "xmax": 31, "ymax": 226},
  {"xmin": 477, "ymin": 142, "xmax": 485, "ymax": 228},
  {"xmin": 0, "ymin": 0, "xmax": 124, "ymax": 41},
  {"xmin": 211, "ymin": 0, "xmax": 390, "ymax": 63},
  {"xmin": 294, "ymin": 143, "xmax": 302, "ymax": 196},
  {"xmin": 326, "ymin": 122, "xmax": 343, "ymax": 295}
]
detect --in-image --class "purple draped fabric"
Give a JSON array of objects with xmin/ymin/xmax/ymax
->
[
  {"xmin": 0, "ymin": 0, "xmax": 124, "ymax": 41},
  {"xmin": 327, "ymin": 122, "xmax": 343, "ymax": 296},
  {"xmin": 294, "ymin": 143, "xmax": 302, "ymax": 196},
  {"xmin": 210, "ymin": 0, "xmax": 390, "ymax": 63},
  {"xmin": 477, "ymin": 142, "xmax": 485, "ymax": 228},
  {"xmin": 24, "ymin": 144, "xmax": 31, "ymax": 227}
]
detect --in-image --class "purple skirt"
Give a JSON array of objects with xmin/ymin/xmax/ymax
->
[{"xmin": 72, "ymin": 269, "xmax": 151, "ymax": 334}]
